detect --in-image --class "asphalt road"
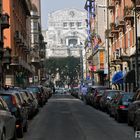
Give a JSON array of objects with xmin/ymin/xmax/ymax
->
[{"xmin": 21, "ymin": 94, "xmax": 138, "ymax": 140}]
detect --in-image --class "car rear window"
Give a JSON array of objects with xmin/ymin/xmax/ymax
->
[
  {"xmin": 107, "ymin": 91, "xmax": 118, "ymax": 97},
  {"xmin": 26, "ymin": 87, "xmax": 39, "ymax": 94},
  {"xmin": 122, "ymin": 94, "xmax": 133, "ymax": 102},
  {"xmin": 1, "ymin": 95, "xmax": 13, "ymax": 108}
]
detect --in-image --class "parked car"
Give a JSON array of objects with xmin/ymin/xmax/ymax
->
[
  {"xmin": 89, "ymin": 86, "xmax": 108, "ymax": 106},
  {"xmin": 71, "ymin": 87, "xmax": 79, "ymax": 98},
  {"xmin": 29, "ymin": 92, "xmax": 39, "ymax": 113},
  {"xmin": 92, "ymin": 89, "xmax": 105, "ymax": 109},
  {"xmin": 0, "ymin": 96, "xmax": 17, "ymax": 140},
  {"xmin": 128, "ymin": 89, "xmax": 140, "ymax": 126},
  {"xmin": 26, "ymin": 86, "xmax": 44, "ymax": 107},
  {"xmin": 84, "ymin": 86, "xmax": 94, "ymax": 105},
  {"xmin": 109, "ymin": 91, "xmax": 133, "ymax": 122},
  {"xmin": 0, "ymin": 90, "xmax": 28, "ymax": 138},
  {"xmin": 19, "ymin": 90, "xmax": 38, "ymax": 119},
  {"xmin": 134, "ymin": 108, "xmax": 140, "ymax": 131},
  {"xmin": 38, "ymin": 85, "xmax": 49, "ymax": 104},
  {"xmin": 100, "ymin": 90, "xmax": 119, "ymax": 111}
]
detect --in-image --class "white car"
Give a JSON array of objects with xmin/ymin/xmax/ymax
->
[{"xmin": 0, "ymin": 97, "xmax": 16, "ymax": 140}]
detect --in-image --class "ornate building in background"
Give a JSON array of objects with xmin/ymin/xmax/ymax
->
[{"xmin": 45, "ymin": 8, "xmax": 87, "ymax": 58}]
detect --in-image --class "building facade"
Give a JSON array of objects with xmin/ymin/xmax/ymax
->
[
  {"xmin": 30, "ymin": 0, "xmax": 46, "ymax": 84},
  {"xmin": 84, "ymin": 0, "xmax": 140, "ymax": 90},
  {"xmin": 45, "ymin": 8, "xmax": 87, "ymax": 58},
  {"xmin": 85, "ymin": 0, "xmax": 107, "ymax": 85},
  {"xmin": 0, "ymin": 0, "xmax": 46, "ymax": 87},
  {"xmin": 108, "ymin": 0, "xmax": 140, "ymax": 91},
  {"xmin": 2, "ymin": 0, "xmax": 35, "ymax": 87}
]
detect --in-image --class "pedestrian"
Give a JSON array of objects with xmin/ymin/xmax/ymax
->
[
  {"xmin": 53, "ymin": 86, "xmax": 55, "ymax": 94},
  {"xmin": 81, "ymin": 85, "xmax": 87, "ymax": 104}
]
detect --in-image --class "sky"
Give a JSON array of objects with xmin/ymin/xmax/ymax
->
[{"xmin": 41, "ymin": 0, "xmax": 86, "ymax": 30}]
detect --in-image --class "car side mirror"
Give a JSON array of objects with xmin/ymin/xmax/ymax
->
[{"xmin": 107, "ymin": 96, "xmax": 112, "ymax": 100}]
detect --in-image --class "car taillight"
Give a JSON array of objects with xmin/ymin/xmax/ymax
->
[
  {"xmin": 12, "ymin": 96, "xmax": 17, "ymax": 106},
  {"xmin": 119, "ymin": 105, "xmax": 126, "ymax": 109}
]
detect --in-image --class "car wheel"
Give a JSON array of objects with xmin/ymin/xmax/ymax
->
[
  {"xmin": 23, "ymin": 122, "xmax": 28, "ymax": 132},
  {"xmin": 133, "ymin": 116, "xmax": 140, "ymax": 131},
  {"xmin": 128, "ymin": 117, "xmax": 133, "ymax": 126},
  {"xmin": 17, "ymin": 127, "xmax": 23, "ymax": 138},
  {"xmin": 116, "ymin": 113, "xmax": 121, "ymax": 123},
  {"xmin": 1, "ymin": 132, "xmax": 6, "ymax": 140}
]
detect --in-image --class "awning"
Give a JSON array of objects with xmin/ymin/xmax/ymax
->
[
  {"xmin": 124, "ymin": 70, "xmax": 135, "ymax": 83},
  {"xmin": 112, "ymin": 71, "xmax": 123, "ymax": 84}
]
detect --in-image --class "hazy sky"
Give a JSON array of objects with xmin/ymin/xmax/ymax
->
[{"xmin": 41, "ymin": 0, "xmax": 86, "ymax": 30}]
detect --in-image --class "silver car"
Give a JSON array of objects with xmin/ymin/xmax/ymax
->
[{"xmin": 0, "ymin": 97, "xmax": 16, "ymax": 140}]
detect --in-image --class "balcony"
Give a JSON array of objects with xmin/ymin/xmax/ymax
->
[
  {"xmin": 30, "ymin": 50, "xmax": 40, "ymax": 67},
  {"xmin": 124, "ymin": 6, "xmax": 134, "ymax": 20},
  {"xmin": 131, "ymin": 0, "xmax": 140, "ymax": 10},
  {"xmin": 108, "ymin": 0, "xmax": 115, "ymax": 10},
  {"xmin": 11, "ymin": 56, "xmax": 35, "ymax": 73},
  {"xmin": 115, "ymin": 16, "xmax": 125, "ymax": 27},
  {"xmin": 11, "ymin": 56, "xmax": 19, "ymax": 65},
  {"xmin": 105, "ymin": 29, "xmax": 114, "ymax": 39},
  {"xmin": 110, "ymin": 23, "xmax": 119, "ymax": 34},
  {"xmin": 115, "ymin": 16, "xmax": 125, "ymax": 32},
  {"xmin": 19, "ymin": 57, "xmax": 35, "ymax": 73},
  {"xmin": 111, "ymin": 55, "xmax": 122, "ymax": 65}
]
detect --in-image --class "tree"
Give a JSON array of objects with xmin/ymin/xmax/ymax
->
[{"xmin": 45, "ymin": 56, "xmax": 80, "ymax": 87}]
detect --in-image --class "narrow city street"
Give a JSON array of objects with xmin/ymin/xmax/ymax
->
[{"xmin": 21, "ymin": 95, "xmax": 137, "ymax": 140}]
